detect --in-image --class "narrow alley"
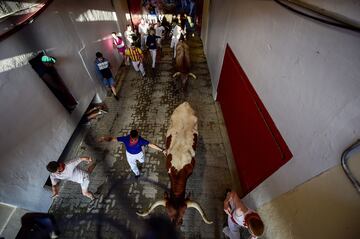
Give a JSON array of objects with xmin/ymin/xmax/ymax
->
[{"xmin": 48, "ymin": 36, "xmax": 233, "ymax": 238}]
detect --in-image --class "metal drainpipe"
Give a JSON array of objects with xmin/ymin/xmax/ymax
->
[{"xmin": 341, "ymin": 139, "xmax": 360, "ymax": 193}]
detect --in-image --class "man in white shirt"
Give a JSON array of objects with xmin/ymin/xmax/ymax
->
[
  {"xmin": 138, "ymin": 19, "xmax": 149, "ymax": 50},
  {"xmin": 170, "ymin": 20, "xmax": 183, "ymax": 58},
  {"xmin": 155, "ymin": 22, "xmax": 165, "ymax": 50},
  {"xmin": 46, "ymin": 157, "xmax": 95, "ymax": 200},
  {"xmin": 223, "ymin": 190, "xmax": 264, "ymax": 239},
  {"xmin": 124, "ymin": 24, "xmax": 135, "ymax": 48}
]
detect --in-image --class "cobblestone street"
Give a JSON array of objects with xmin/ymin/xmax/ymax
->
[{"xmin": 49, "ymin": 36, "xmax": 232, "ymax": 239}]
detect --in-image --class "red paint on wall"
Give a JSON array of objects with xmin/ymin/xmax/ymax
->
[
  {"xmin": 195, "ymin": 0, "xmax": 203, "ymax": 34},
  {"xmin": 126, "ymin": 0, "xmax": 142, "ymax": 26},
  {"xmin": 128, "ymin": 0, "xmax": 142, "ymax": 14},
  {"xmin": 217, "ymin": 45, "xmax": 292, "ymax": 195}
]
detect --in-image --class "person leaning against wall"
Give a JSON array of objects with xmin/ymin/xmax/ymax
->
[
  {"xmin": 94, "ymin": 52, "xmax": 119, "ymax": 100},
  {"xmin": 223, "ymin": 190, "xmax": 265, "ymax": 239},
  {"xmin": 112, "ymin": 31, "xmax": 126, "ymax": 65}
]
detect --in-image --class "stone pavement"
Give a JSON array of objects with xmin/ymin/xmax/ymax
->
[{"xmin": 49, "ymin": 35, "xmax": 232, "ymax": 238}]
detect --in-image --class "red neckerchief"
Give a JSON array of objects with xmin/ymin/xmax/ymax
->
[
  {"xmin": 57, "ymin": 163, "xmax": 66, "ymax": 174},
  {"xmin": 129, "ymin": 138, "xmax": 138, "ymax": 146}
]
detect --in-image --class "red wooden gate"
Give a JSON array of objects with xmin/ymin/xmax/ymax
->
[{"xmin": 217, "ymin": 45, "xmax": 292, "ymax": 195}]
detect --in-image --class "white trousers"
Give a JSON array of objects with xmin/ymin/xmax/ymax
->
[
  {"xmin": 223, "ymin": 201, "xmax": 245, "ymax": 239},
  {"xmin": 131, "ymin": 61, "xmax": 145, "ymax": 76},
  {"xmin": 125, "ymin": 151, "xmax": 145, "ymax": 176},
  {"xmin": 140, "ymin": 34, "xmax": 148, "ymax": 50},
  {"xmin": 80, "ymin": 173, "xmax": 90, "ymax": 191},
  {"xmin": 156, "ymin": 38, "xmax": 162, "ymax": 48},
  {"xmin": 222, "ymin": 215, "xmax": 243, "ymax": 239},
  {"xmin": 149, "ymin": 49, "xmax": 157, "ymax": 68},
  {"xmin": 170, "ymin": 37, "xmax": 179, "ymax": 58}
]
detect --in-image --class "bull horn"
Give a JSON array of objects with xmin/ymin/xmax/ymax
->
[
  {"xmin": 136, "ymin": 200, "xmax": 166, "ymax": 217},
  {"xmin": 189, "ymin": 73, "xmax": 197, "ymax": 79},
  {"xmin": 186, "ymin": 201, "xmax": 213, "ymax": 224},
  {"xmin": 173, "ymin": 72, "xmax": 181, "ymax": 78}
]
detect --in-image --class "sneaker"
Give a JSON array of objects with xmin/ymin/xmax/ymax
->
[
  {"xmin": 138, "ymin": 163, "xmax": 144, "ymax": 172},
  {"xmin": 50, "ymin": 231, "xmax": 59, "ymax": 239},
  {"xmin": 135, "ymin": 174, "xmax": 140, "ymax": 179},
  {"xmin": 114, "ymin": 95, "xmax": 119, "ymax": 101}
]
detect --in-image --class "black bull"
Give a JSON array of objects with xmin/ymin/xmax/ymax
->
[{"xmin": 172, "ymin": 41, "xmax": 196, "ymax": 91}]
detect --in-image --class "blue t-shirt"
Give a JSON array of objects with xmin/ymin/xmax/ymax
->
[{"xmin": 117, "ymin": 135, "xmax": 149, "ymax": 154}]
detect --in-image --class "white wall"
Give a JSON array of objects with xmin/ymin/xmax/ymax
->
[
  {"xmin": 258, "ymin": 152, "xmax": 360, "ymax": 239},
  {"xmin": 0, "ymin": 203, "xmax": 29, "ymax": 239},
  {"xmin": 200, "ymin": 0, "xmax": 211, "ymax": 55},
  {"xmin": 203, "ymin": 0, "xmax": 360, "ymax": 207},
  {"xmin": 113, "ymin": 0, "xmax": 130, "ymax": 33},
  {"xmin": 0, "ymin": 0, "xmax": 126, "ymax": 211}
]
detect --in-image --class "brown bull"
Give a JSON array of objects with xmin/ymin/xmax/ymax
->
[
  {"xmin": 173, "ymin": 38, "xmax": 196, "ymax": 91},
  {"xmin": 137, "ymin": 102, "xmax": 212, "ymax": 226}
]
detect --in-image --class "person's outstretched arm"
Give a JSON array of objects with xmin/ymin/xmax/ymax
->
[
  {"xmin": 50, "ymin": 175, "xmax": 60, "ymax": 198},
  {"xmin": 148, "ymin": 143, "xmax": 166, "ymax": 155},
  {"xmin": 51, "ymin": 183, "xmax": 60, "ymax": 198},
  {"xmin": 224, "ymin": 190, "xmax": 248, "ymax": 215},
  {"xmin": 98, "ymin": 136, "xmax": 118, "ymax": 142}
]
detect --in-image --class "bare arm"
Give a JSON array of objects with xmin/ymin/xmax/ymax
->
[
  {"xmin": 148, "ymin": 143, "xmax": 166, "ymax": 155},
  {"xmin": 224, "ymin": 191, "xmax": 248, "ymax": 215},
  {"xmin": 51, "ymin": 184, "xmax": 60, "ymax": 198},
  {"xmin": 79, "ymin": 156, "xmax": 92, "ymax": 164},
  {"xmin": 98, "ymin": 136, "xmax": 117, "ymax": 142},
  {"xmin": 66, "ymin": 157, "xmax": 92, "ymax": 169}
]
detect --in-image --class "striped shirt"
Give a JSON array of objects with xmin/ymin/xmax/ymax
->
[{"xmin": 125, "ymin": 47, "xmax": 143, "ymax": 62}]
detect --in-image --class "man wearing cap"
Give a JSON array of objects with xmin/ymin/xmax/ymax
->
[
  {"xmin": 98, "ymin": 130, "xmax": 165, "ymax": 178},
  {"xmin": 223, "ymin": 190, "xmax": 265, "ymax": 239},
  {"xmin": 37, "ymin": 54, "xmax": 77, "ymax": 112},
  {"xmin": 95, "ymin": 52, "xmax": 119, "ymax": 100},
  {"xmin": 41, "ymin": 55, "xmax": 56, "ymax": 65}
]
